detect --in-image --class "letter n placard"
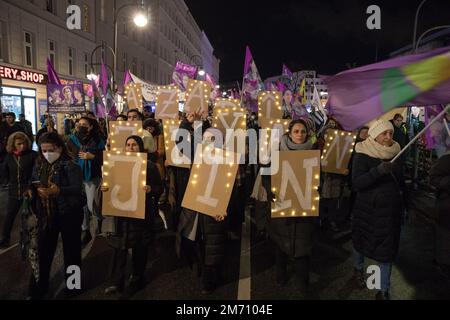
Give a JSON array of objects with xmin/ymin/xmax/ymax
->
[
  {"xmin": 321, "ymin": 129, "xmax": 356, "ymax": 175},
  {"xmin": 102, "ymin": 151, "xmax": 147, "ymax": 219},
  {"xmin": 181, "ymin": 147, "xmax": 239, "ymax": 217},
  {"xmin": 108, "ymin": 121, "xmax": 144, "ymax": 152},
  {"xmin": 271, "ymin": 150, "xmax": 321, "ymax": 218}
]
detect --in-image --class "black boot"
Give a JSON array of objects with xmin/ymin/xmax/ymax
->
[
  {"xmin": 96, "ymin": 219, "xmax": 103, "ymax": 235},
  {"xmin": 350, "ymin": 268, "xmax": 366, "ymax": 289},
  {"xmin": 375, "ymin": 290, "xmax": 390, "ymax": 300},
  {"xmin": 275, "ymin": 246, "xmax": 288, "ymax": 286},
  {"xmin": 81, "ymin": 230, "xmax": 92, "ymax": 248},
  {"xmin": 294, "ymin": 256, "xmax": 310, "ymax": 292},
  {"xmin": 201, "ymin": 265, "xmax": 216, "ymax": 295}
]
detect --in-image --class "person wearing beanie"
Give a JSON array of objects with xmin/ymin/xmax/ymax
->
[{"xmin": 350, "ymin": 119, "xmax": 406, "ymax": 300}]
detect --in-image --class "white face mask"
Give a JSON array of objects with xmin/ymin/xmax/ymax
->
[{"xmin": 43, "ymin": 151, "xmax": 61, "ymax": 164}]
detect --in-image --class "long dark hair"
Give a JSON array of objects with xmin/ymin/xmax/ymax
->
[{"xmin": 125, "ymin": 135, "xmax": 145, "ymax": 153}]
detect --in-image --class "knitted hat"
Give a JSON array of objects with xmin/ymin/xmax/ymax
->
[{"xmin": 368, "ymin": 119, "xmax": 394, "ymax": 139}]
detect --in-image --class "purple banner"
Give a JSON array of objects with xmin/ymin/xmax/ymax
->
[
  {"xmin": 424, "ymin": 105, "xmax": 450, "ymax": 156},
  {"xmin": 172, "ymin": 61, "xmax": 197, "ymax": 91},
  {"xmin": 47, "ymin": 84, "xmax": 86, "ymax": 113}
]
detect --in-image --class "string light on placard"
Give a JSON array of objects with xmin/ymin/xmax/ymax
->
[
  {"xmin": 258, "ymin": 91, "xmax": 282, "ymax": 118},
  {"xmin": 124, "ymin": 83, "xmax": 143, "ymax": 109},
  {"xmin": 321, "ymin": 129, "xmax": 357, "ymax": 161},
  {"xmin": 102, "ymin": 151, "xmax": 147, "ymax": 192},
  {"xmin": 155, "ymin": 85, "xmax": 180, "ymax": 114},
  {"xmin": 185, "ymin": 80, "xmax": 211, "ymax": 113},
  {"xmin": 162, "ymin": 119, "xmax": 182, "ymax": 164},
  {"xmin": 109, "ymin": 120, "xmax": 144, "ymax": 152}
]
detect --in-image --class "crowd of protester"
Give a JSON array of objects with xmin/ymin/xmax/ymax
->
[{"xmin": 0, "ymin": 96, "xmax": 448, "ymax": 301}]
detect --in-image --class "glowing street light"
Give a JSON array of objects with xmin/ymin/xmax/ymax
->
[{"xmin": 133, "ymin": 12, "xmax": 148, "ymax": 27}]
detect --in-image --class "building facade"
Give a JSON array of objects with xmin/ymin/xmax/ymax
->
[
  {"xmin": 0, "ymin": 0, "xmax": 219, "ymax": 133},
  {"xmin": 98, "ymin": 0, "xmax": 220, "ymax": 86},
  {"xmin": 0, "ymin": 0, "xmax": 97, "ymax": 133}
]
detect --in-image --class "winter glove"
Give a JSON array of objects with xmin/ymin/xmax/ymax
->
[{"xmin": 377, "ymin": 161, "xmax": 394, "ymax": 175}]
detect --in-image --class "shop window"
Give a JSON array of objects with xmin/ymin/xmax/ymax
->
[{"xmin": 0, "ymin": 86, "xmax": 37, "ymax": 134}]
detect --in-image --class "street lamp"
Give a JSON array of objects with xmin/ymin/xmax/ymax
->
[
  {"xmin": 113, "ymin": 0, "xmax": 149, "ymax": 90},
  {"xmin": 415, "ymin": 25, "xmax": 450, "ymax": 52},
  {"xmin": 88, "ymin": 44, "xmax": 115, "ymax": 89},
  {"xmin": 412, "ymin": 0, "xmax": 428, "ymax": 51},
  {"xmin": 133, "ymin": 11, "xmax": 148, "ymax": 27},
  {"xmin": 190, "ymin": 54, "xmax": 205, "ymax": 78}
]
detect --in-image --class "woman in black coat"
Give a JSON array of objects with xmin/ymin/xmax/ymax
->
[
  {"xmin": 0, "ymin": 132, "xmax": 37, "ymax": 248},
  {"xmin": 429, "ymin": 152, "xmax": 450, "ymax": 278},
  {"xmin": 27, "ymin": 132, "xmax": 84, "ymax": 299},
  {"xmin": 102, "ymin": 136, "xmax": 163, "ymax": 297},
  {"xmin": 351, "ymin": 119, "xmax": 405, "ymax": 300},
  {"xmin": 175, "ymin": 115, "xmax": 227, "ymax": 294},
  {"xmin": 253, "ymin": 119, "xmax": 316, "ymax": 290}
]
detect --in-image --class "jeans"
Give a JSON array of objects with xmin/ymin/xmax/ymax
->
[
  {"xmin": 353, "ymin": 249, "xmax": 392, "ymax": 293},
  {"xmin": 81, "ymin": 177, "xmax": 102, "ymax": 231}
]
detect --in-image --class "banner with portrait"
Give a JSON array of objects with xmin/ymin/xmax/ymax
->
[{"xmin": 47, "ymin": 84, "xmax": 85, "ymax": 113}]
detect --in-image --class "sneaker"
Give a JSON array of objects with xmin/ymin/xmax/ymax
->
[
  {"xmin": 0, "ymin": 238, "xmax": 10, "ymax": 249},
  {"xmin": 375, "ymin": 290, "xmax": 390, "ymax": 300}
]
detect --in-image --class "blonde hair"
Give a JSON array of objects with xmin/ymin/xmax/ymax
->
[{"xmin": 6, "ymin": 132, "xmax": 31, "ymax": 153}]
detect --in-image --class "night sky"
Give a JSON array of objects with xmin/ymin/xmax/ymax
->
[{"xmin": 185, "ymin": 0, "xmax": 450, "ymax": 84}]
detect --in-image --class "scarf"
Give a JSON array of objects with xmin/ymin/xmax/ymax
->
[
  {"xmin": 355, "ymin": 136, "xmax": 401, "ymax": 160},
  {"xmin": 280, "ymin": 134, "xmax": 313, "ymax": 151}
]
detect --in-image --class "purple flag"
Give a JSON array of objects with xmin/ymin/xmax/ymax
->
[
  {"xmin": 172, "ymin": 61, "xmax": 197, "ymax": 91},
  {"xmin": 242, "ymin": 46, "xmax": 264, "ymax": 112},
  {"xmin": 90, "ymin": 78, "xmax": 106, "ymax": 119},
  {"xmin": 100, "ymin": 62, "xmax": 109, "ymax": 95},
  {"xmin": 46, "ymin": 58, "xmax": 61, "ymax": 85},
  {"xmin": 325, "ymin": 45, "xmax": 450, "ymax": 130},
  {"xmin": 424, "ymin": 105, "xmax": 450, "ymax": 155},
  {"xmin": 124, "ymin": 69, "xmax": 132, "ymax": 86},
  {"xmin": 282, "ymin": 64, "xmax": 293, "ymax": 78}
]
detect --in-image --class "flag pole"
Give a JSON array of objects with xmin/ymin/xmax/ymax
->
[{"xmin": 391, "ymin": 104, "xmax": 450, "ymax": 162}]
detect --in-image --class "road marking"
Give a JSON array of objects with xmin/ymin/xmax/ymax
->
[{"xmin": 237, "ymin": 208, "xmax": 251, "ymax": 300}]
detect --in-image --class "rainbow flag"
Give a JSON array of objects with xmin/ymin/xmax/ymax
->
[{"xmin": 325, "ymin": 46, "xmax": 450, "ymax": 130}]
